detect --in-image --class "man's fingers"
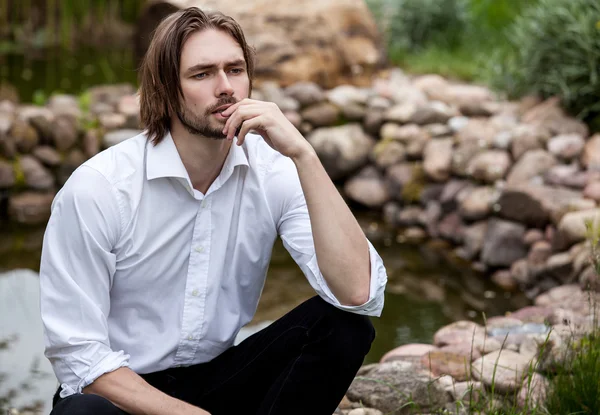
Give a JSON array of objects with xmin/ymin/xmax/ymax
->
[
  {"xmin": 237, "ymin": 116, "xmax": 264, "ymax": 147},
  {"xmin": 224, "ymin": 104, "xmax": 263, "ymax": 140}
]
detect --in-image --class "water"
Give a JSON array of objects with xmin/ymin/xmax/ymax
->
[{"xmin": 0, "ymin": 213, "xmax": 529, "ymax": 413}]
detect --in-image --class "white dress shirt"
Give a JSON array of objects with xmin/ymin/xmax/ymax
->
[{"xmin": 39, "ymin": 131, "xmax": 387, "ymax": 399}]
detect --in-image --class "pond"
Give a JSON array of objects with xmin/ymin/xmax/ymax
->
[{"xmin": 0, "ymin": 212, "xmax": 530, "ymax": 413}]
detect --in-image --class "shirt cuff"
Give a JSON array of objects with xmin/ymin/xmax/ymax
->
[
  {"xmin": 59, "ymin": 350, "xmax": 131, "ymax": 398},
  {"xmin": 306, "ymin": 239, "xmax": 387, "ymax": 317}
]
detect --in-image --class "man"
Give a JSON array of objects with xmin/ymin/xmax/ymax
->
[{"xmin": 40, "ymin": 7, "xmax": 387, "ymax": 415}]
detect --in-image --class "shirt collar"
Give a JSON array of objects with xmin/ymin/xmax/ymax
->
[{"xmin": 146, "ymin": 131, "xmax": 250, "ymax": 184}]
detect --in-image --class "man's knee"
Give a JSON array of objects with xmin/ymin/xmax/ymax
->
[{"xmin": 51, "ymin": 393, "xmax": 126, "ymax": 415}]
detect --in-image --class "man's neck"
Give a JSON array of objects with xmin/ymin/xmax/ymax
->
[{"xmin": 170, "ymin": 122, "xmax": 233, "ymax": 195}]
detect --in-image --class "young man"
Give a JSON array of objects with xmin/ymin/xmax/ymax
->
[{"xmin": 40, "ymin": 7, "xmax": 387, "ymax": 415}]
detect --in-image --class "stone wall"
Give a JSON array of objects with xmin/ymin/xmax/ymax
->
[{"xmin": 1, "ymin": 69, "xmax": 599, "ymax": 301}]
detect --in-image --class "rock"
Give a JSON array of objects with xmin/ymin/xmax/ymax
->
[
  {"xmin": 99, "ymin": 113, "xmax": 127, "ymax": 131},
  {"xmin": 402, "ymin": 227, "xmax": 428, "ymax": 243},
  {"xmin": 326, "ymin": 85, "xmax": 369, "ymax": 108},
  {"xmin": 0, "ymin": 160, "xmax": 15, "ymax": 188},
  {"xmin": 451, "ymin": 140, "xmax": 482, "ymax": 177},
  {"xmin": 404, "ymin": 135, "xmax": 428, "ymax": 160},
  {"xmin": 466, "ymin": 150, "xmax": 511, "ymax": 183},
  {"xmin": 420, "ymin": 183, "xmax": 444, "ymax": 205},
  {"xmin": 433, "ymin": 321, "xmax": 485, "ymax": 347},
  {"xmin": 384, "ymin": 163, "xmax": 415, "ymax": 199},
  {"xmin": 493, "ymin": 130, "xmax": 513, "ymax": 150},
  {"xmin": 527, "ymin": 240, "xmax": 552, "ymax": 266},
  {"xmin": 491, "ymin": 270, "xmax": 518, "ymax": 291},
  {"xmin": 283, "ymin": 111, "xmax": 302, "ymax": 128},
  {"xmin": 517, "ymin": 373, "xmax": 549, "ymax": 409},
  {"xmin": 471, "ymin": 350, "xmax": 531, "ymax": 393},
  {"xmin": 424, "ymin": 123, "xmax": 451, "ymax": 138},
  {"xmin": 423, "ymin": 138, "xmax": 453, "ymax": 182},
  {"xmin": 509, "ymin": 306, "xmax": 554, "ymax": 323},
  {"xmin": 342, "ymin": 103, "xmax": 367, "ymax": 121},
  {"xmin": 83, "ymin": 129, "xmax": 101, "ymax": 158},
  {"xmin": 28, "ymin": 114, "xmax": 54, "ymax": 143},
  {"xmin": 536, "ymin": 251, "xmax": 576, "ymax": 285},
  {"xmin": 523, "ymin": 229, "xmax": 545, "ymax": 246},
  {"xmin": 379, "ymin": 123, "xmax": 427, "ymax": 143},
  {"xmin": 424, "ymin": 201, "xmax": 442, "ymax": 237},
  {"xmin": 117, "ymin": 94, "xmax": 141, "ymax": 128},
  {"xmin": 437, "ymin": 212, "xmax": 465, "ymax": 244},
  {"xmin": 362, "ymin": 109, "xmax": 385, "ymax": 136},
  {"xmin": 8, "ymin": 192, "xmax": 55, "ymax": 225},
  {"xmin": 348, "ymin": 409, "xmax": 383, "ymax": 415},
  {"xmin": 103, "ymin": 129, "xmax": 142, "ymax": 149},
  {"xmin": 506, "ymin": 149, "xmax": 557, "ymax": 185},
  {"xmin": 481, "ymin": 218, "xmax": 528, "ymax": 267},
  {"xmin": 382, "ymin": 202, "xmax": 400, "ymax": 227},
  {"xmin": 522, "ymin": 97, "xmax": 589, "ymax": 138},
  {"xmin": 448, "ymin": 116, "xmax": 469, "ymax": 133},
  {"xmin": 412, "ymin": 74, "xmax": 449, "ymax": 98},
  {"xmin": 19, "ymin": 155, "xmax": 54, "ymax": 190},
  {"xmin": 511, "ymin": 259, "xmax": 532, "ymax": 286},
  {"xmin": 0, "ymin": 133, "xmax": 16, "ymax": 158},
  {"xmin": 52, "ymin": 116, "xmax": 79, "ymax": 151},
  {"xmin": 380, "ymin": 343, "xmax": 438, "ymax": 364},
  {"xmin": 510, "ymin": 124, "xmax": 546, "ymax": 160},
  {"xmin": 583, "ymin": 181, "xmax": 600, "ymax": 203},
  {"xmin": 409, "ymin": 102, "xmax": 454, "ymax": 125},
  {"xmin": 284, "ymin": 82, "xmax": 325, "ymax": 107},
  {"xmin": 446, "ymin": 381, "xmax": 485, "ymax": 405},
  {"xmin": 461, "ymin": 221, "xmax": 487, "ymax": 260},
  {"xmin": 497, "ymin": 184, "xmax": 595, "ymax": 227},
  {"xmin": 440, "ymin": 180, "xmax": 472, "ymax": 213},
  {"xmin": 555, "ymin": 209, "xmax": 600, "ymax": 250},
  {"xmin": 547, "ymin": 133, "xmax": 585, "ymax": 160},
  {"xmin": 371, "ymin": 140, "xmax": 405, "ymax": 169},
  {"xmin": 347, "ymin": 361, "xmax": 449, "ymax": 414},
  {"xmin": 32, "ymin": 146, "xmax": 62, "ymax": 167},
  {"xmin": 396, "ymin": 206, "xmax": 425, "ymax": 227},
  {"xmin": 301, "ymin": 102, "xmax": 340, "ymax": 127},
  {"xmin": 456, "ymin": 118, "xmax": 497, "ymax": 147},
  {"xmin": 18, "ymin": 105, "xmax": 54, "ymax": 124},
  {"xmin": 544, "ymin": 164, "xmax": 587, "ymax": 189},
  {"xmin": 308, "ymin": 124, "xmax": 375, "ymax": 181},
  {"xmin": 10, "ymin": 118, "xmax": 39, "ymax": 153},
  {"xmin": 57, "ymin": 149, "xmax": 88, "ymax": 186},
  {"xmin": 343, "ymin": 167, "xmax": 390, "ymax": 208},
  {"xmin": 580, "ymin": 265, "xmax": 600, "ymax": 291},
  {"xmin": 48, "ymin": 94, "xmax": 81, "ymax": 119},
  {"xmin": 384, "ymin": 103, "xmax": 415, "ymax": 124},
  {"xmin": 260, "ymin": 82, "xmax": 300, "ymax": 111},
  {"xmin": 367, "ymin": 96, "xmax": 392, "ymax": 111},
  {"xmin": 423, "ymin": 343, "xmax": 482, "ymax": 381},
  {"xmin": 459, "ymin": 186, "xmax": 497, "ymax": 221},
  {"xmin": 582, "ymin": 133, "xmax": 600, "ymax": 170}
]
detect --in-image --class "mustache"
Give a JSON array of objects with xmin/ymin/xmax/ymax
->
[{"xmin": 205, "ymin": 97, "xmax": 239, "ymax": 114}]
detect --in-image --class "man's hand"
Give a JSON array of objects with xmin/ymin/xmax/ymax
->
[{"xmin": 221, "ymin": 99, "xmax": 314, "ymax": 160}]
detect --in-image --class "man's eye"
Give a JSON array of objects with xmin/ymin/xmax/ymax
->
[
  {"xmin": 230, "ymin": 68, "xmax": 243, "ymax": 74},
  {"xmin": 193, "ymin": 73, "xmax": 207, "ymax": 79}
]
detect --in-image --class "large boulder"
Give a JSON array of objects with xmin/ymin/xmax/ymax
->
[
  {"xmin": 481, "ymin": 218, "xmax": 528, "ymax": 267},
  {"xmin": 472, "ymin": 350, "xmax": 532, "ymax": 393},
  {"xmin": 343, "ymin": 166, "xmax": 390, "ymax": 208},
  {"xmin": 136, "ymin": 0, "xmax": 385, "ymax": 88},
  {"xmin": 506, "ymin": 150, "xmax": 557, "ymax": 185},
  {"xmin": 347, "ymin": 361, "xmax": 449, "ymax": 414},
  {"xmin": 308, "ymin": 123, "xmax": 375, "ymax": 180}
]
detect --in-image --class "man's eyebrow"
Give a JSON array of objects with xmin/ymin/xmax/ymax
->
[{"xmin": 184, "ymin": 59, "xmax": 247, "ymax": 76}]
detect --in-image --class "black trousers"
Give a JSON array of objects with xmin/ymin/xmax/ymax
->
[{"xmin": 50, "ymin": 296, "xmax": 375, "ymax": 415}]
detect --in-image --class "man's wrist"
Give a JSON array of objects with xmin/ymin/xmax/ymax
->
[{"xmin": 290, "ymin": 143, "xmax": 318, "ymax": 166}]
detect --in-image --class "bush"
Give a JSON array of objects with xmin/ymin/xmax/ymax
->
[
  {"xmin": 384, "ymin": 0, "xmax": 468, "ymax": 52},
  {"xmin": 489, "ymin": 0, "xmax": 600, "ymax": 127}
]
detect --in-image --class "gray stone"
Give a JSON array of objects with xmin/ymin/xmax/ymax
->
[
  {"xmin": 285, "ymin": 82, "xmax": 325, "ymax": 107},
  {"xmin": 308, "ymin": 124, "xmax": 375, "ymax": 181},
  {"xmin": 10, "ymin": 118, "xmax": 39, "ymax": 153},
  {"xmin": 379, "ymin": 123, "xmax": 427, "ymax": 143},
  {"xmin": 424, "ymin": 123, "xmax": 452, "ymax": 137},
  {"xmin": 437, "ymin": 212, "xmax": 465, "ymax": 244},
  {"xmin": 507, "ymin": 150, "xmax": 557, "ymax": 185},
  {"xmin": 0, "ymin": 160, "xmax": 15, "ymax": 188},
  {"xmin": 396, "ymin": 206, "xmax": 426, "ymax": 227},
  {"xmin": 543, "ymin": 164, "xmax": 587, "ymax": 189},
  {"xmin": 517, "ymin": 373, "xmax": 549, "ymax": 409},
  {"xmin": 20, "ymin": 155, "xmax": 54, "ymax": 190},
  {"xmin": 462, "ymin": 221, "xmax": 488, "ymax": 260},
  {"xmin": 301, "ymin": 102, "xmax": 340, "ymax": 127},
  {"xmin": 52, "ymin": 116, "xmax": 79, "ymax": 151},
  {"xmin": 83, "ymin": 129, "xmax": 101, "ymax": 158},
  {"xmin": 497, "ymin": 184, "xmax": 595, "ymax": 227},
  {"xmin": 433, "ymin": 321, "xmax": 485, "ymax": 347},
  {"xmin": 363, "ymin": 109, "xmax": 385, "ymax": 136},
  {"xmin": 342, "ymin": 103, "xmax": 367, "ymax": 122},
  {"xmin": 555, "ymin": 209, "xmax": 600, "ymax": 250},
  {"xmin": 466, "ymin": 150, "xmax": 511, "ymax": 183},
  {"xmin": 347, "ymin": 361, "xmax": 449, "ymax": 414},
  {"xmin": 582, "ymin": 134, "xmax": 600, "ymax": 170},
  {"xmin": 371, "ymin": 140, "xmax": 405, "ymax": 169},
  {"xmin": 528, "ymin": 240, "xmax": 552, "ymax": 265},
  {"xmin": 472, "ymin": 350, "xmax": 531, "ymax": 393},
  {"xmin": 440, "ymin": 180, "xmax": 472, "ymax": 213},
  {"xmin": 409, "ymin": 101, "xmax": 454, "ymax": 125},
  {"xmin": 423, "ymin": 138, "xmax": 453, "ymax": 182},
  {"xmin": 481, "ymin": 218, "xmax": 527, "ymax": 267},
  {"xmin": 547, "ymin": 133, "xmax": 585, "ymax": 160},
  {"xmin": 48, "ymin": 94, "xmax": 81, "ymax": 119},
  {"xmin": 510, "ymin": 124, "xmax": 546, "ymax": 160},
  {"xmin": 380, "ymin": 343, "xmax": 438, "ymax": 364},
  {"xmin": 343, "ymin": 167, "xmax": 390, "ymax": 208},
  {"xmin": 99, "ymin": 113, "xmax": 127, "ymax": 131},
  {"xmin": 459, "ymin": 187, "xmax": 497, "ymax": 221},
  {"xmin": 326, "ymin": 85, "xmax": 369, "ymax": 108},
  {"xmin": 451, "ymin": 140, "xmax": 482, "ymax": 177},
  {"xmin": 32, "ymin": 146, "xmax": 62, "ymax": 167},
  {"xmin": 8, "ymin": 192, "xmax": 55, "ymax": 225}
]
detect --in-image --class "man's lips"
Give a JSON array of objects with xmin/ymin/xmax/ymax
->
[{"xmin": 212, "ymin": 104, "xmax": 233, "ymax": 114}]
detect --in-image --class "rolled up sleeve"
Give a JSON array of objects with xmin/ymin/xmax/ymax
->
[
  {"xmin": 265, "ymin": 154, "xmax": 388, "ymax": 317},
  {"xmin": 39, "ymin": 166, "xmax": 130, "ymax": 398}
]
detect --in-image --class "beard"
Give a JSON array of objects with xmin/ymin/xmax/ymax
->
[{"xmin": 176, "ymin": 96, "xmax": 238, "ymax": 140}]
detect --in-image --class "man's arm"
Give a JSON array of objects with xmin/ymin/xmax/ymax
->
[
  {"xmin": 40, "ymin": 166, "xmax": 210, "ymax": 415},
  {"xmin": 83, "ymin": 368, "xmax": 209, "ymax": 415},
  {"xmin": 222, "ymin": 99, "xmax": 373, "ymax": 306}
]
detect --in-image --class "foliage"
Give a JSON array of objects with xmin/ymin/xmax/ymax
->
[{"xmin": 488, "ymin": 0, "xmax": 600, "ymax": 128}]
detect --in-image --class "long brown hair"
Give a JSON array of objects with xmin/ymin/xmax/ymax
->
[{"xmin": 138, "ymin": 7, "xmax": 256, "ymax": 145}]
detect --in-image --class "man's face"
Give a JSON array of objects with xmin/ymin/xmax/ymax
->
[{"xmin": 177, "ymin": 28, "xmax": 250, "ymax": 139}]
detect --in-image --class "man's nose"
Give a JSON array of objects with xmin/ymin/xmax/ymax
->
[{"xmin": 215, "ymin": 71, "xmax": 234, "ymax": 97}]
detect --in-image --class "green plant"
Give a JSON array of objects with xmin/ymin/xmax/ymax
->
[{"xmin": 488, "ymin": 0, "xmax": 600, "ymax": 128}]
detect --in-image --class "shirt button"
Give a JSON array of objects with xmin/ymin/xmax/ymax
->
[
  {"xmin": 188, "ymin": 335, "xmax": 193, "ymax": 340},
  {"xmin": 192, "ymin": 289, "xmax": 199, "ymax": 296},
  {"xmin": 195, "ymin": 246, "xmax": 204, "ymax": 253},
  {"xmin": 201, "ymin": 200, "xmax": 207, "ymax": 208}
]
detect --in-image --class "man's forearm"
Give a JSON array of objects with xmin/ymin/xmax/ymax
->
[
  {"xmin": 83, "ymin": 367, "xmax": 210, "ymax": 415},
  {"xmin": 291, "ymin": 149, "xmax": 371, "ymax": 306}
]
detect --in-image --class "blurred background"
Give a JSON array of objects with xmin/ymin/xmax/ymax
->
[{"xmin": 1, "ymin": 0, "xmax": 598, "ymax": 413}]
